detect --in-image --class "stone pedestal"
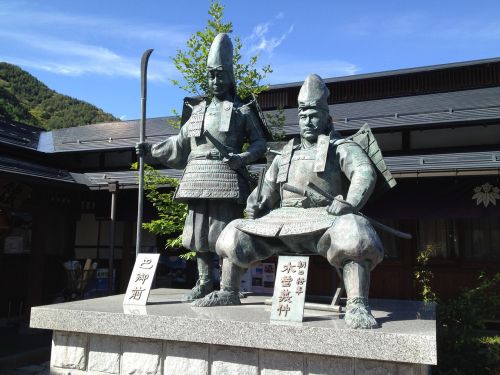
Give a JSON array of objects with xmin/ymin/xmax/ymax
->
[{"xmin": 30, "ymin": 288, "xmax": 436, "ymax": 374}]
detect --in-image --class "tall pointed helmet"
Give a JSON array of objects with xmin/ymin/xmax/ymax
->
[
  {"xmin": 297, "ymin": 74, "xmax": 330, "ymax": 112},
  {"xmin": 207, "ymin": 33, "xmax": 234, "ymax": 74}
]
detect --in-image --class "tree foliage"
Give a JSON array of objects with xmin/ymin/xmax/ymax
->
[
  {"xmin": 415, "ymin": 250, "xmax": 500, "ymax": 374},
  {"xmin": 0, "ymin": 62, "xmax": 118, "ymax": 129},
  {"xmin": 265, "ymin": 105, "xmax": 286, "ymax": 141},
  {"xmin": 170, "ymin": 0, "xmax": 272, "ymax": 100},
  {"xmin": 436, "ymin": 272, "xmax": 500, "ymax": 374},
  {"xmin": 414, "ymin": 245, "xmax": 438, "ymax": 303},
  {"xmin": 132, "ymin": 163, "xmax": 195, "ymax": 260}
]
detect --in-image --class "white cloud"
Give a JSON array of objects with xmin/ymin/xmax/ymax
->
[
  {"xmin": 0, "ymin": 5, "xmax": 188, "ymax": 46},
  {"xmin": 0, "ymin": 31, "xmax": 175, "ymax": 82},
  {"xmin": 0, "ymin": 2, "xmax": 186, "ymax": 82},
  {"xmin": 245, "ymin": 18, "xmax": 294, "ymax": 56},
  {"xmin": 268, "ymin": 60, "xmax": 361, "ymax": 84},
  {"xmin": 119, "ymin": 115, "xmax": 128, "ymax": 121}
]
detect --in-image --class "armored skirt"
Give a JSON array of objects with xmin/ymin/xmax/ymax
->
[
  {"xmin": 182, "ymin": 199, "xmax": 243, "ymax": 253},
  {"xmin": 216, "ymin": 208, "xmax": 384, "ymax": 270}
]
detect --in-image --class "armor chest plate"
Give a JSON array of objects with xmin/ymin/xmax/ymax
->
[
  {"xmin": 282, "ymin": 147, "xmax": 344, "ymax": 206},
  {"xmin": 189, "ymin": 103, "xmax": 243, "ymax": 154}
]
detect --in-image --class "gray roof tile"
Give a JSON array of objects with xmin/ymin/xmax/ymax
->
[
  {"xmin": 51, "ymin": 117, "xmax": 177, "ymax": 152},
  {"xmin": 8, "ymin": 86, "xmax": 498, "ymax": 153},
  {"xmin": 0, "ymin": 119, "xmax": 41, "ymax": 149},
  {"xmin": 274, "ymin": 87, "xmax": 500, "ymax": 133},
  {"xmin": 0, "ymin": 155, "xmax": 76, "ymax": 183}
]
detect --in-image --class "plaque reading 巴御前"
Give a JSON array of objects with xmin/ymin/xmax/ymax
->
[
  {"xmin": 123, "ymin": 253, "xmax": 160, "ymax": 306},
  {"xmin": 270, "ymin": 256, "xmax": 309, "ymax": 322}
]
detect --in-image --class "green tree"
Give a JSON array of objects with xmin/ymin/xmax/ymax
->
[
  {"xmin": 414, "ymin": 245, "xmax": 438, "ymax": 303},
  {"xmin": 170, "ymin": 0, "xmax": 272, "ymax": 100},
  {"xmin": 0, "ymin": 62, "xmax": 118, "ymax": 129},
  {"xmin": 415, "ymin": 250, "xmax": 500, "ymax": 374},
  {"xmin": 265, "ymin": 105, "xmax": 286, "ymax": 141},
  {"xmin": 133, "ymin": 163, "xmax": 193, "ymax": 259}
]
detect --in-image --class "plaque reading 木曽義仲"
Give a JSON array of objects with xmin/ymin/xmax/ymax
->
[
  {"xmin": 123, "ymin": 253, "xmax": 160, "ymax": 306},
  {"xmin": 270, "ymin": 256, "xmax": 309, "ymax": 322}
]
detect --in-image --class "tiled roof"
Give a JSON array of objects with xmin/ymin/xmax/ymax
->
[
  {"xmin": 2, "ymin": 87, "xmax": 499, "ymax": 153},
  {"xmin": 0, "ymin": 155, "xmax": 76, "ymax": 183},
  {"xmin": 51, "ymin": 117, "xmax": 177, "ymax": 152},
  {"xmin": 273, "ymin": 87, "xmax": 500, "ymax": 134},
  {"xmin": 82, "ymin": 169, "xmax": 182, "ymax": 190},
  {"xmin": 0, "ymin": 119, "xmax": 42, "ymax": 149}
]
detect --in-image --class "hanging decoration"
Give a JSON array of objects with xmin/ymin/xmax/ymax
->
[{"xmin": 472, "ymin": 182, "xmax": 500, "ymax": 207}]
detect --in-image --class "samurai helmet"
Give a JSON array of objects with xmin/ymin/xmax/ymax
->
[
  {"xmin": 298, "ymin": 74, "xmax": 330, "ymax": 113},
  {"xmin": 207, "ymin": 33, "xmax": 235, "ymax": 89}
]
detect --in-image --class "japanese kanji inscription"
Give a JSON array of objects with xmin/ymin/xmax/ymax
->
[
  {"xmin": 270, "ymin": 256, "xmax": 310, "ymax": 322},
  {"xmin": 123, "ymin": 253, "xmax": 160, "ymax": 306}
]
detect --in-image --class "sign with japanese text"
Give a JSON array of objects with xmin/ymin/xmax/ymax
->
[
  {"xmin": 123, "ymin": 253, "xmax": 160, "ymax": 306},
  {"xmin": 270, "ymin": 256, "xmax": 309, "ymax": 322}
]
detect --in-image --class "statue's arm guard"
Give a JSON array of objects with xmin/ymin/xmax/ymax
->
[
  {"xmin": 150, "ymin": 123, "xmax": 191, "ymax": 169},
  {"xmin": 238, "ymin": 105, "xmax": 267, "ymax": 165},
  {"xmin": 246, "ymin": 156, "xmax": 281, "ymax": 211},
  {"xmin": 337, "ymin": 142, "xmax": 377, "ymax": 212}
]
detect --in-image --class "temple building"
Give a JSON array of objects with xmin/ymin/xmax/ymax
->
[{"xmin": 1, "ymin": 57, "xmax": 499, "ymax": 319}]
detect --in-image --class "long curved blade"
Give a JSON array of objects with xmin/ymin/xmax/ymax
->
[{"xmin": 136, "ymin": 48, "xmax": 153, "ymax": 257}]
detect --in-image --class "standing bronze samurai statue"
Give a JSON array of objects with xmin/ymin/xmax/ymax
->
[
  {"xmin": 195, "ymin": 74, "xmax": 398, "ymax": 329},
  {"xmin": 136, "ymin": 33, "xmax": 268, "ymax": 301}
]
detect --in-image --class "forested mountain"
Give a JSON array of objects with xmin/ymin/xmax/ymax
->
[{"xmin": 0, "ymin": 62, "xmax": 118, "ymax": 130}]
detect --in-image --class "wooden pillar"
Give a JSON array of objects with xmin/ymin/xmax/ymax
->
[{"xmin": 26, "ymin": 187, "xmax": 48, "ymax": 314}]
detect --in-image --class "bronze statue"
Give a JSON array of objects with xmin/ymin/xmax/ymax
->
[
  {"xmin": 136, "ymin": 33, "xmax": 267, "ymax": 301},
  {"xmin": 195, "ymin": 74, "xmax": 392, "ymax": 329}
]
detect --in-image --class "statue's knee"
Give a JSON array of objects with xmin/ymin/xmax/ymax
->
[
  {"xmin": 215, "ymin": 221, "xmax": 255, "ymax": 268},
  {"xmin": 323, "ymin": 214, "xmax": 383, "ymax": 269},
  {"xmin": 215, "ymin": 222, "xmax": 239, "ymax": 258}
]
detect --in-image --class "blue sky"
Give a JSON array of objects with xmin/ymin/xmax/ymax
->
[{"xmin": 1, "ymin": 0, "xmax": 500, "ymax": 120}]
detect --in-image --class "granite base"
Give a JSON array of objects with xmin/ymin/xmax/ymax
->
[{"xmin": 30, "ymin": 288, "xmax": 436, "ymax": 375}]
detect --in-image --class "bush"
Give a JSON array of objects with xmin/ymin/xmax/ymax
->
[{"xmin": 435, "ymin": 273, "xmax": 500, "ymax": 374}]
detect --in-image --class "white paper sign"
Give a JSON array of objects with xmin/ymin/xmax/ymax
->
[{"xmin": 123, "ymin": 253, "xmax": 160, "ymax": 306}]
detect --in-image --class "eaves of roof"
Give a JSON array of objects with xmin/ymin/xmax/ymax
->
[
  {"xmin": 78, "ymin": 148, "xmax": 500, "ymax": 190},
  {"xmin": 3, "ymin": 147, "xmax": 498, "ymax": 190},
  {"xmin": 0, "ymin": 119, "xmax": 42, "ymax": 150},
  {"xmin": 80, "ymin": 169, "xmax": 183, "ymax": 190},
  {"xmin": 385, "ymin": 150, "xmax": 500, "ymax": 175},
  {"xmin": 268, "ymin": 57, "xmax": 500, "ymax": 90},
  {"xmin": 0, "ymin": 154, "xmax": 77, "ymax": 184}
]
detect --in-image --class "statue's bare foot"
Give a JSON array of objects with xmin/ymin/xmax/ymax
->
[
  {"xmin": 344, "ymin": 297, "xmax": 378, "ymax": 329},
  {"xmin": 191, "ymin": 291, "xmax": 241, "ymax": 307},
  {"xmin": 181, "ymin": 280, "xmax": 214, "ymax": 302}
]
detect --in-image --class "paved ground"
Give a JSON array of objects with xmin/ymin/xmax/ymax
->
[
  {"xmin": 0, "ymin": 324, "xmax": 51, "ymax": 374},
  {"xmin": 2, "ymin": 362, "xmax": 49, "ymax": 375}
]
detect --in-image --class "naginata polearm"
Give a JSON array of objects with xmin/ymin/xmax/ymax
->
[{"xmin": 136, "ymin": 48, "xmax": 154, "ymax": 257}]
